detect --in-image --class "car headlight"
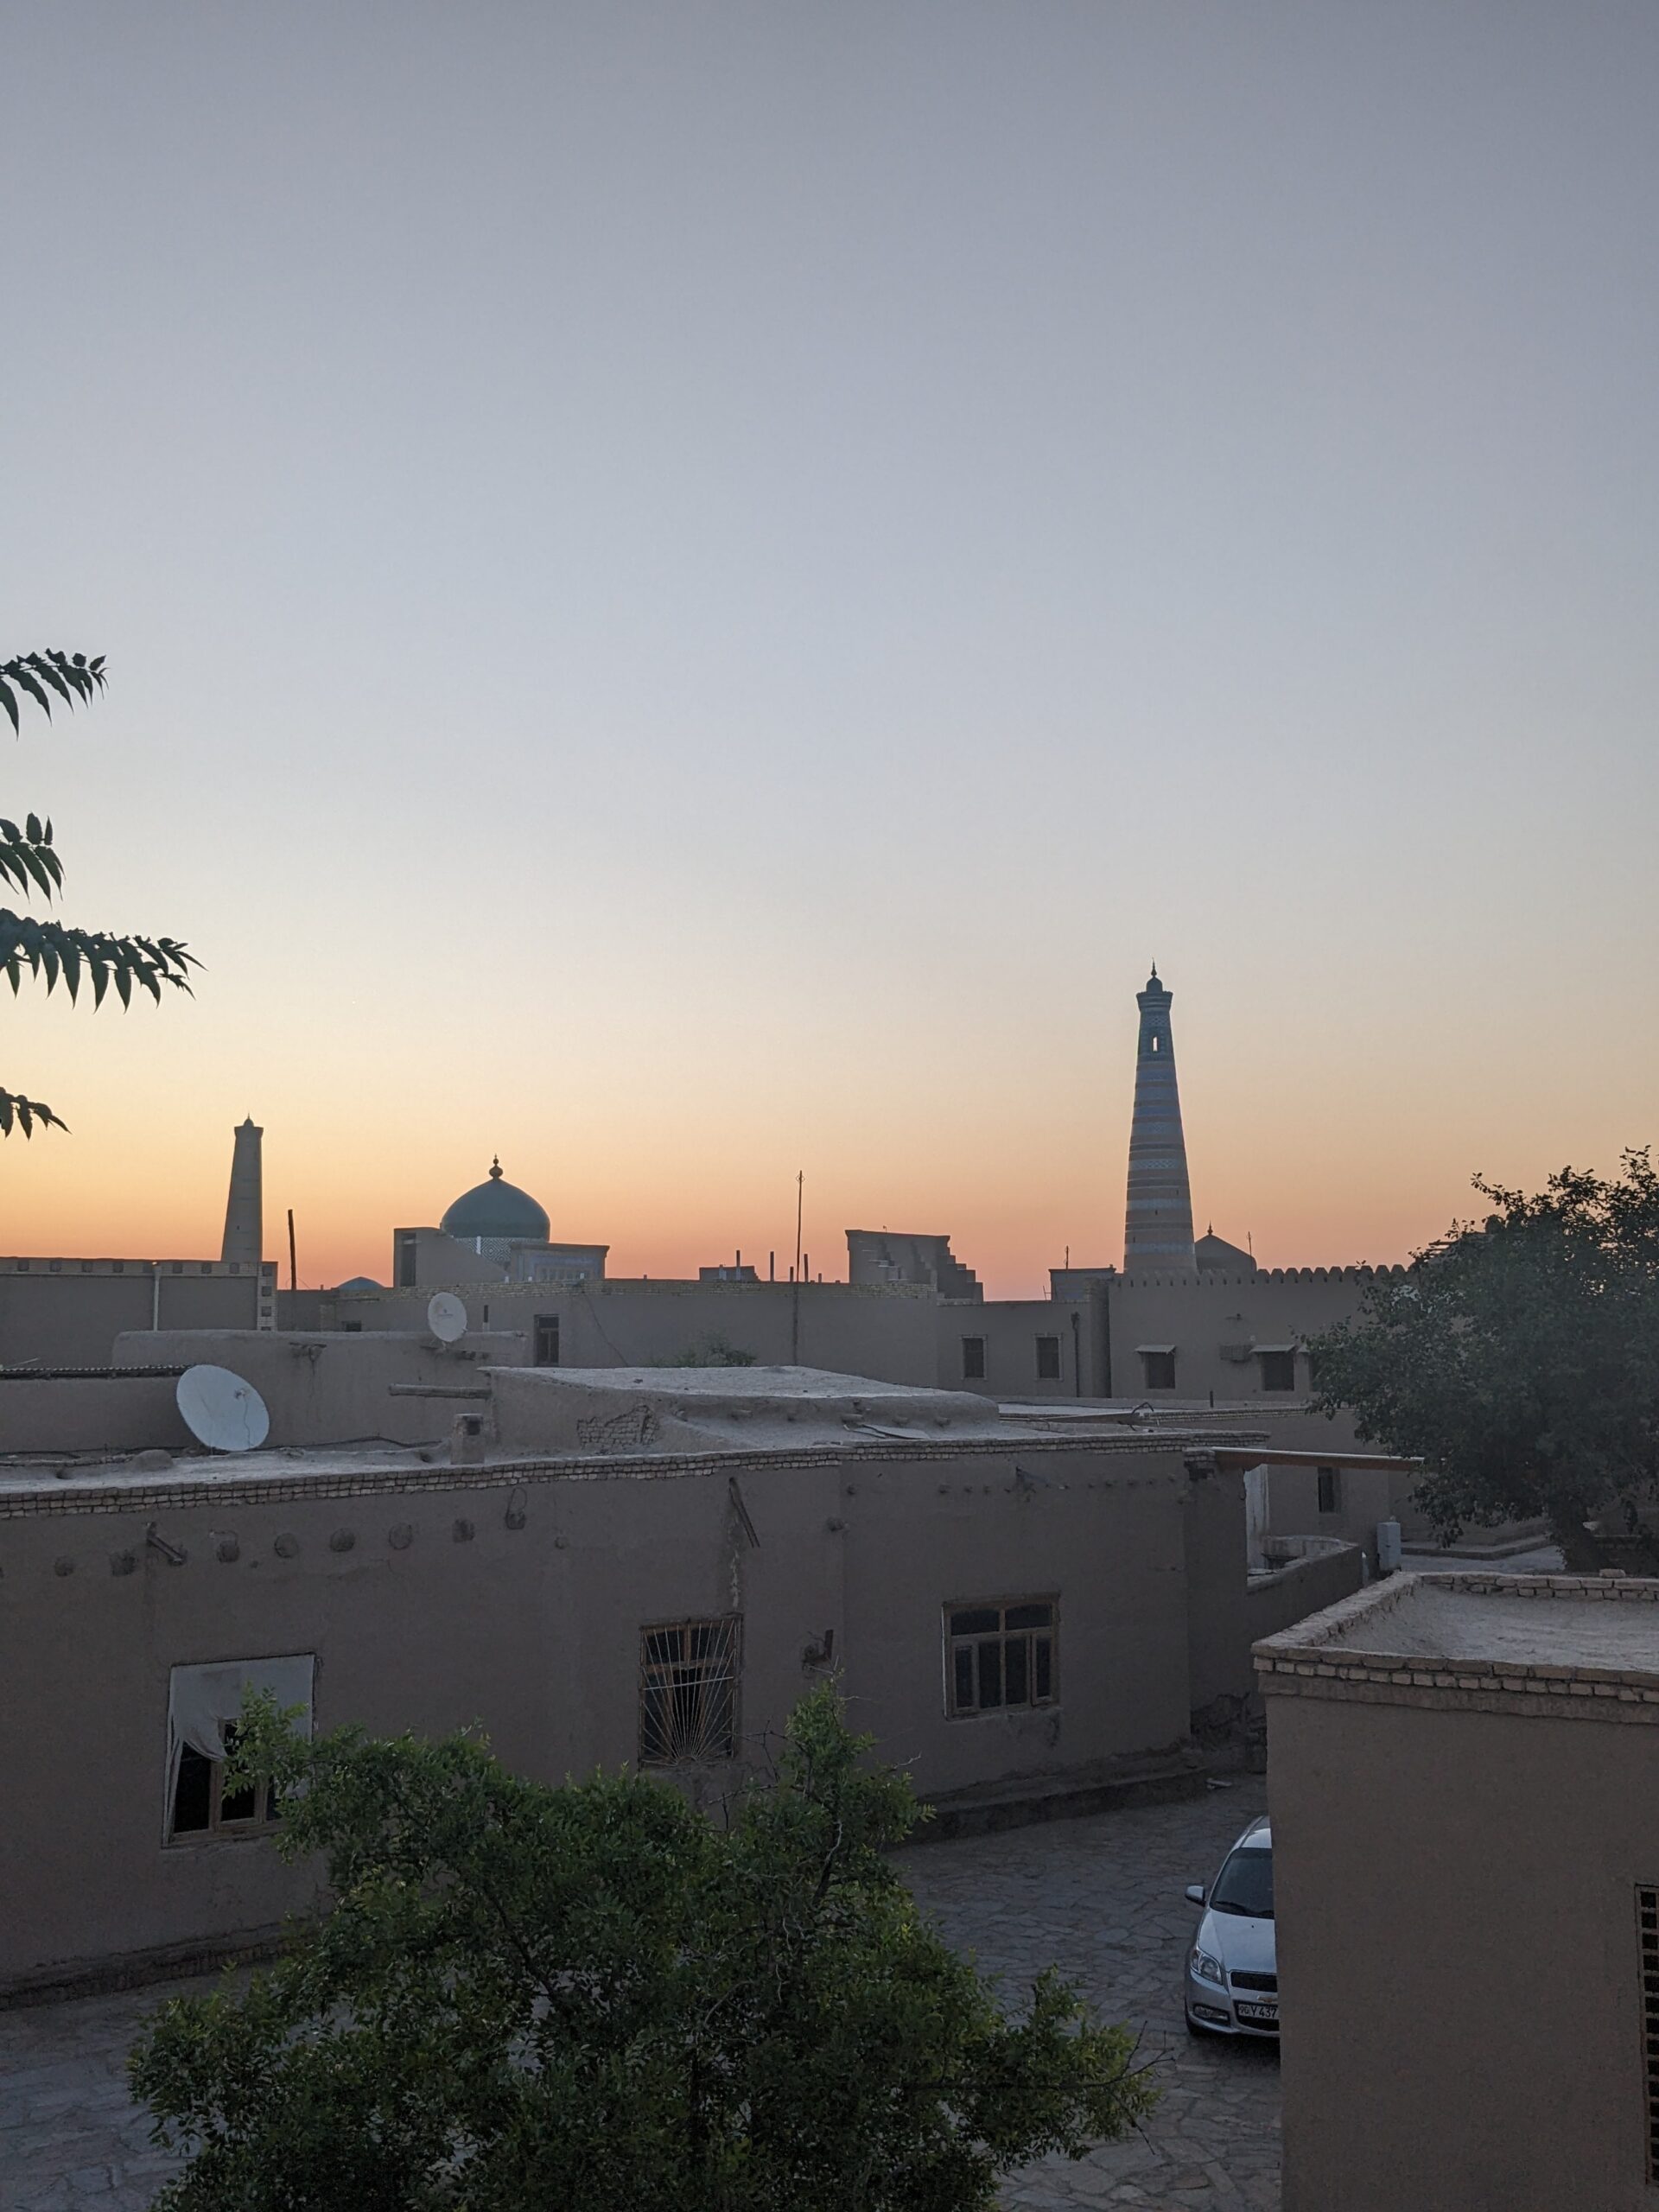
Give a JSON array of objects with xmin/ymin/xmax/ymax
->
[{"xmin": 1190, "ymin": 1947, "xmax": 1224, "ymax": 1986}]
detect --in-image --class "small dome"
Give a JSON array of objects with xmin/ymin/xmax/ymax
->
[
  {"xmin": 440, "ymin": 1158, "xmax": 550, "ymax": 1244},
  {"xmin": 334, "ymin": 1275, "xmax": 383, "ymax": 1294}
]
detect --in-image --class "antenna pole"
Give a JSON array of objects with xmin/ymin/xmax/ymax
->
[
  {"xmin": 287, "ymin": 1208, "xmax": 298, "ymax": 1294},
  {"xmin": 790, "ymin": 1171, "xmax": 803, "ymax": 1365}
]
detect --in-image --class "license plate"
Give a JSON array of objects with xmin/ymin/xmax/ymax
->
[{"xmin": 1235, "ymin": 2001, "xmax": 1278, "ymax": 2024}]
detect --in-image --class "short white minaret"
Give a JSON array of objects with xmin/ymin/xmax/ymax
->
[
  {"xmin": 1123, "ymin": 967, "xmax": 1197, "ymax": 1272},
  {"xmin": 220, "ymin": 1117, "xmax": 264, "ymax": 1267}
]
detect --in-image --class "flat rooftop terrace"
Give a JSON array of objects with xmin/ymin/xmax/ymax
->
[{"xmin": 1259, "ymin": 1570, "xmax": 1659, "ymax": 1699}]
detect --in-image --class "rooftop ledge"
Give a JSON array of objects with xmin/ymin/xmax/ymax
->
[{"xmin": 1255, "ymin": 1570, "xmax": 1659, "ymax": 1709}]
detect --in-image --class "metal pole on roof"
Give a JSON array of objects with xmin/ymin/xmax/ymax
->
[{"xmin": 791, "ymin": 1172, "xmax": 803, "ymax": 1365}]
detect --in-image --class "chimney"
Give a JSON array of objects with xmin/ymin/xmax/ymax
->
[{"xmin": 221, "ymin": 1118, "xmax": 264, "ymax": 1268}]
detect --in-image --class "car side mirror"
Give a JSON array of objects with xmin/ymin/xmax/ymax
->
[{"xmin": 1185, "ymin": 1885, "xmax": 1205, "ymax": 1905}]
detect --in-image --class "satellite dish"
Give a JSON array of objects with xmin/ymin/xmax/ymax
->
[
  {"xmin": 427, "ymin": 1292, "xmax": 467, "ymax": 1344},
  {"xmin": 177, "ymin": 1364, "xmax": 270, "ymax": 1452}
]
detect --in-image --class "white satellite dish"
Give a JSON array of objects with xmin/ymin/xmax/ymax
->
[
  {"xmin": 427, "ymin": 1292, "xmax": 467, "ymax": 1344},
  {"xmin": 177, "ymin": 1364, "xmax": 270, "ymax": 1452}
]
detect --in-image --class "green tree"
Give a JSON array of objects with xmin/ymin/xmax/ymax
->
[
  {"xmin": 130, "ymin": 1686, "xmax": 1155, "ymax": 2211},
  {"xmin": 1308, "ymin": 1154, "xmax": 1659, "ymax": 1571},
  {"xmin": 1, "ymin": 647, "xmax": 196, "ymax": 1135}
]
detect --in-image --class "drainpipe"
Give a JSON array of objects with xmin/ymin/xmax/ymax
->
[
  {"xmin": 1071, "ymin": 1307, "xmax": 1082, "ymax": 1398},
  {"xmin": 151, "ymin": 1261, "xmax": 161, "ymax": 1333}
]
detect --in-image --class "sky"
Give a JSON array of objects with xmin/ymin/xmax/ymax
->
[{"xmin": 2, "ymin": 2, "xmax": 1656, "ymax": 1296}]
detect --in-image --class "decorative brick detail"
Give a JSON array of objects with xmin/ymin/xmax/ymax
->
[{"xmin": 0, "ymin": 1427, "xmax": 1206, "ymax": 1523}]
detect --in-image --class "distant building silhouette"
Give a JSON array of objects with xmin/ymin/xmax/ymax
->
[
  {"xmin": 220, "ymin": 1118, "xmax": 264, "ymax": 1268},
  {"xmin": 1123, "ymin": 967, "xmax": 1196, "ymax": 1272}
]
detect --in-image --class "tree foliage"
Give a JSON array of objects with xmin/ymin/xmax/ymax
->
[
  {"xmin": 1, "ymin": 648, "xmax": 196, "ymax": 1135},
  {"xmin": 1308, "ymin": 1154, "xmax": 1659, "ymax": 1569},
  {"xmin": 130, "ymin": 1686, "xmax": 1155, "ymax": 2210}
]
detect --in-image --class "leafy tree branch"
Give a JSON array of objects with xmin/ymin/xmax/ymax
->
[
  {"xmin": 1308, "ymin": 1152, "xmax": 1659, "ymax": 1569},
  {"xmin": 3, "ymin": 648, "xmax": 197, "ymax": 1134},
  {"xmin": 131, "ymin": 1686, "xmax": 1156, "ymax": 2210}
]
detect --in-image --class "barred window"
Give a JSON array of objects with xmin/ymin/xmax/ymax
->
[
  {"xmin": 639, "ymin": 1617, "xmax": 740, "ymax": 1764},
  {"xmin": 962, "ymin": 1336, "xmax": 987, "ymax": 1381},
  {"xmin": 946, "ymin": 1599, "xmax": 1057, "ymax": 1717}
]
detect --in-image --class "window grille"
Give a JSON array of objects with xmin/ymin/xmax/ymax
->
[
  {"xmin": 639, "ymin": 1618, "xmax": 740, "ymax": 1765},
  {"xmin": 1639, "ymin": 1885, "xmax": 1659, "ymax": 2181},
  {"xmin": 533, "ymin": 1314, "xmax": 560, "ymax": 1367},
  {"xmin": 962, "ymin": 1336, "xmax": 987, "ymax": 1381},
  {"xmin": 945, "ymin": 1599, "xmax": 1057, "ymax": 1717}
]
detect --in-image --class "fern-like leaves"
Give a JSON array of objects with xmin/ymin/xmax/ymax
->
[
  {"xmin": 0, "ymin": 651, "xmax": 105, "ymax": 733},
  {"xmin": 0, "ymin": 1088, "xmax": 68, "ymax": 1137},
  {"xmin": 0, "ymin": 912, "xmax": 196, "ymax": 1007},
  {"xmin": 3, "ymin": 645, "xmax": 200, "ymax": 1136},
  {"xmin": 0, "ymin": 813, "xmax": 62, "ymax": 901}
]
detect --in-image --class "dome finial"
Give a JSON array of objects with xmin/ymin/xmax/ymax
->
[{"xmin": 489, "ymin": 1156, "xmax": 503, "ymax": 1180}]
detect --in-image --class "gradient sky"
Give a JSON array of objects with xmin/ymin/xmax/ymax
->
[{"xmin": 3, "ymin": 2, "xmax": 1656, "ymax": 1295}]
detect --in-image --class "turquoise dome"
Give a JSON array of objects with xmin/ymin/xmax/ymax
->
[{"xmin": 440, "ymin": 1158, "xmax": 550, "ymax": 1244}]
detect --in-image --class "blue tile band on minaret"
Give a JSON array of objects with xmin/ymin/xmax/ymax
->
[{"xmin": 1123, "ymin": 965, "xmax": 1197, "ymax": 1271}]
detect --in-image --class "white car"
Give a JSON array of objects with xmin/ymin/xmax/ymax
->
[{"xmin": 1184, "ymin": 1813, "xmax": 1277, "ymax": 2038}]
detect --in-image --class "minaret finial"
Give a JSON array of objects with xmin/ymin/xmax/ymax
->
[{"xmin": 489, "ymin": 1156, "xmax": 503, "ymax": 1180}]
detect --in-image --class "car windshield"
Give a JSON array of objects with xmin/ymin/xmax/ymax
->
[{"xmin": 1209, "ymin": 1845, "xmax": 1273, "ymax": 1919}]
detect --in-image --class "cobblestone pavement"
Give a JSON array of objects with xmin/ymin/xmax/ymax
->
[
  {"xmin": 899, "ymin": 1779, "xmax": 1280, "ymax": 2210},
  {"xmin": 0, "ymin": 1778, "xmax": 1276, "ymax": 2210}
]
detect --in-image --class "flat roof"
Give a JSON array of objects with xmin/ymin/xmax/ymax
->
[
  {"xmin": 1257, "ymin": 1571, "xmax": 1659, "ymax": 1707},
  {"xmin": 1327, "ymin": 1580, "xmax": 1659, "ymax": 1670}
]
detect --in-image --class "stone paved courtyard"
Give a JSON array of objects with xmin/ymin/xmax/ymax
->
[{"xmin": 0, "ymin": 1778, "xmax": 1277, "ymax": 2210}]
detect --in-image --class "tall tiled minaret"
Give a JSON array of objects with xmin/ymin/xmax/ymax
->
[
  {"xmin": 1123, "ymin": 967, "xmax": 1197, "ymax": 1272},
  {"xmin": 220, "ymin": 1117, "xmax": 264, "ymax": 1267}
]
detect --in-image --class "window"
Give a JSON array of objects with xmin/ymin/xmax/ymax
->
[
  {"xmin": 946, "ymin": 1599, "xmax": 1057, "ymax": 1716},
  {"xmin": 1141, "ymin": 1348, "xmax": 1176, "ymax": 1390},
  {"xmin": 171, "ymin": 1723, "xmax": 283, "ymax": 1838},
  {"xmin": 1317, "ymin": 1466, "xmax": 1341, "ymax": 1515},
  {"xmin": 961, "ymin": 1336, "xmax": 987, "ymax": 1381},
  {"xmin": 639, "ymin": 1618, "xmax": 740, "ymax": 1764},
  {"xmin": 167, "ymin": 1656, "xmax": 313, "ymax": 1843},
  {"xmin": 395, "ymin": 1230, "xmax": 418, "ymax": 1290},
  {"xmin": 533, "ymin": 1313, "xmax": 560, "ymax": 1367},
  {"xmin": 1035, "ymin": 1334, "xmax": 1061, "ymax": 1381},
  {"xmin": 1259, "ymin": 1350, "xmax": 1297, "ymax": 1392},
  {"xmin": 342, "ymin": 1320, "xmax": 363, "ymax": 1334},
  {"xmin": 1638, "ymin": 1886, "xmax": 1659, "ymax": 2181}
]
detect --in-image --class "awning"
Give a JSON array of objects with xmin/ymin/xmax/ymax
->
[{"xmin": 1135, "ymin": 1343, "xmax": 1176, "ymax": 1355}]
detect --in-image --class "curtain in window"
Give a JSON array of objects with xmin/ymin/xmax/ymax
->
[{"xmin": 166, "ymin": 1655, "xmax": 315, "ymax": 1802}]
